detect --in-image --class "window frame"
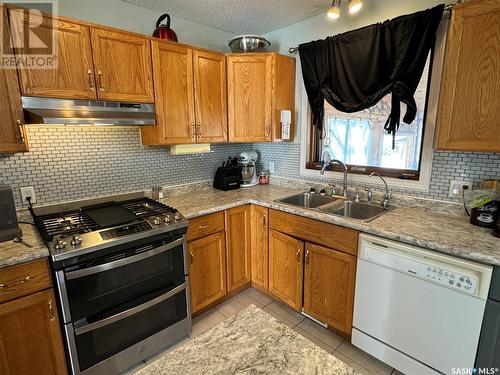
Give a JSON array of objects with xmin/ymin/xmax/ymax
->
[{"xmin": 299, "ymin": 17, "xmax": 449, "ymax": 193}]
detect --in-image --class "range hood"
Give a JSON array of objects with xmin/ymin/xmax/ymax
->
[{"xmin": 22, "ymin": 97, "xmax": 156, "ymax": 126}]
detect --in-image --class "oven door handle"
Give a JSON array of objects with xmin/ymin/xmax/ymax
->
[
  {"xmin": 66, "ymin": 237, "xmax": 185, "ymax": 280},
  {"xmin": 74, "ymin": 282, "xmax": 187, "ymax": 336}
]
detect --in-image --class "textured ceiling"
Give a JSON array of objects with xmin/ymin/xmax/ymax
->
[{"xmin": 121, "ymin": 0, "xmax": 330, "ymax": 34}]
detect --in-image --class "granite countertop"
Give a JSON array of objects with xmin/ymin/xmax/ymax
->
[
  {"xmin": 2, "ymin": 183, "xmax": 498, "ymax": 269},
  {"xmin": 0, "ymin": 221, "xmax": 48, "ymax": 269},
  {"xmin": 160, "ymin": 184, "xmax": 500, "ymax": 267}
]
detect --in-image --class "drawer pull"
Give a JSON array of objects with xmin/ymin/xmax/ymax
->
[
  {"xmin": 198, "ymin": 224, "xmax": 210, "ymax": 229},
  {"xmin": 0, "ymin": 276, "xmax": 32, "ymax": 289},
  {"xmin": 48, "ymin": 299, "xmax": 56, "ymax": 321}
]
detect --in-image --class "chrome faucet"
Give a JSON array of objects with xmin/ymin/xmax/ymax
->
[
  {"xmin": 369, "ymin": 172, "xmax": 392, "ymax": 209},
  {"xmin": 320, "ymin": 159, "xmax": 348, "ymax": 199}
]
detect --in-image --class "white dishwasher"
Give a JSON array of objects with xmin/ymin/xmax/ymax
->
[{"xmin": 352, "ymin": 234, "xmax": 493, "ymax": 375}]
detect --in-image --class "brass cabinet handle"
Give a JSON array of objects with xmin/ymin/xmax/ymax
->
[
  {"xmin": 48, "ymin": 299, "xmax": 56, "ymax": 321},
  {"xmin": 191, "ymin": 122, "xmax": 196, "ymax": 139},
  {"xmin": 265, "ymin": 124, "xmax": 271, "ymax": 137},
  {"xmin": 16, "ymin": 119, "xmax": 25, "ymax": 144},
  {"xmin": 305, "ymin": 250, "xmax": 310, "ymax": 266},
  {"xmin": 198, "ymin": 224, "xmax": 209, "ymax": 229},
  {"xmin": 197, "ymin": 122, "xmax": 202, "ymax": 138},
  {"xmin": 0, "ymin": 275, "xmax": 32, "ymax": 289},
  {"xmin": 262, "ymin": 215, "xmax": 267, "ymax": 227},
  {"xmin": 189, "ymin": 250, "xmax": 194, "ymax": 266},
  {"xmin": 88, "ymin": 69, "xmax": 95, "ymax": 91},
  {"xmin": 296, "ymin": 248, "xmax": 301, "ymax": 263},
  {"xmin": 97, "ymin": 70, "xmax": 104, "ymax": 92}
]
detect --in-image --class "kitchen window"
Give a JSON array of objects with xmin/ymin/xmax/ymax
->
[
  {"xmin": 299, "ymin": 17, "xmax": 448, "ymax": 192},
  {"xmin": 309, "ymin": 55, "xmax": 430, "ymax": 181}
]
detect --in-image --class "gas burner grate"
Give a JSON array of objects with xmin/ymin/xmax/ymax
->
[
  {"xmin": 34, "ymin": 210, "xmax": 99, "ymax": 241},
  {"xmin": 121, "ymin": 198, "xmax": 177, "ymax": 217}
]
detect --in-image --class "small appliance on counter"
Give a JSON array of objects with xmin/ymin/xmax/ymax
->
[
  {"xmin": 213, "ymin": 156, "xmax": 242, "ymax": 191},
  {"xmin": 239, "ymin": 151, "xmax": 259, "ymax": 187},
  {"xmin": 0, "ymin": 185, "xmax": 22, "ymax": 242}
]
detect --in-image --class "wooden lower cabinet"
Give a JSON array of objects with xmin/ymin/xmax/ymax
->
[
  {"xmin": 268, "ymin": 229, "xmax": 304, "ymax": 311},
  {"xmin": 225, "ymin": 205, "xmax": 251, "ymax": 292},
  {"xmin": 0, "ymin": 288, "xmax": 67, "ymax": 375},
  {"xmin": 188, "ymin": 231, "xmax": 227, "ymax": 314},
  {"xmin": 250, "ymin": 205, "xmax": 269, "ymax": 290},
  {"xmin": 303, "ymin": 243, "xmax": 356, "ymax": 334}
]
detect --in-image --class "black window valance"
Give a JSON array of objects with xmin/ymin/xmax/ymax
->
[{"xmin": 298, "ymin": 4, "xmax": 445, "ymax": 145}]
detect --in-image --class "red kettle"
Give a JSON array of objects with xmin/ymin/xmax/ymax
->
[{"xmin": 152, "ymin": 14, "xmax": 178, "ymax": 42}]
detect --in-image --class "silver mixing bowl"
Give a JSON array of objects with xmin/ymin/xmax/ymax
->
[{"xmin": 228, "ymin": 35, "xmax": 271, "ymax": 53}]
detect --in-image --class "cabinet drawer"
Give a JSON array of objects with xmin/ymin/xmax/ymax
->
[
  {"xmin": 187, "ymin": 211, "xmax": 225, "ymax": 242},
  {"xmin": 269, "ymin": 209, "xmax": 358, "ymax": 256},
  {"xmin": 0, "ymin": 259, "xmax": 52, "ymax": 304}
]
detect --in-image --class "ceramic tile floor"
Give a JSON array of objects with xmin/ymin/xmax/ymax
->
[{"xmin": 124, "ymin": 287, "xmax": 403, "ymax": 375}]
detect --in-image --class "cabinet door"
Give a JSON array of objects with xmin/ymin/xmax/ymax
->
[
  {"xmin": 268, "ymin": 229, "xmax": 304, "ymax": 311},
  {"xmin": 227, "ymin": 54, "xmax": 272, "ymax": 142},
  {"xmin": 193, "ymin": 50, "xmax": 227, "ymax": 143},
  {"xmin": 0, "ymin": 289, "xmax": 67, "ymax": 375},
  {"xmin": 90, "ymin": 27, "xmax": 153, "ymax": 103},
  {"xmin": 250, "ymin": 205, "xmax": 269, "ymax": 290},
  {"xmin": 188, "ymin": 231, "xmax": 227, "ymax": 314},
  {"xmin": 303, "ymin": 243, "xmax": 356, "ymax": 334},
  {"xmin": 9, "ymin": 9, "xmax": 95, "ymax": 99},
  {"xmin": 225, "ymin": 205, "xmax": 251, "ymax": 292},
  {"xmin": 149, "ymin": 42, "xmax": 195, "ymax": 144},
  {"xmin": 437, "ymin": 0, "xmax": 500, "ymax": 151},
  {"xmin": 0, "ymin": 8, "xmax": 27, "ymax": 153}
]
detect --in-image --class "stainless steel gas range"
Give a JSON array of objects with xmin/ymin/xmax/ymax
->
[{"xmin": 30, "ymin": 192, "xmax": 191, "ymax": 375}]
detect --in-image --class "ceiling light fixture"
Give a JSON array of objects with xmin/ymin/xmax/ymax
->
[
  {"xmin": 348, "ymin": 0, "xmax": 364, "ymax": 14},
  {"xmin": 327, "ymin": 0, "xmax": 341, "ymax": 20},
  {"xmin": 327, "ymin": 0, "xmax": 364, "ymax": 20}
]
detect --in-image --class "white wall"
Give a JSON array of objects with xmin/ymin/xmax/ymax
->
[
  {"xmin": 262, "ymin": 0, "xmax": 444, "ymax": 139},
  {"xmin": 57, "ymin": 0, "xmax": 235, "ymax": 51}
]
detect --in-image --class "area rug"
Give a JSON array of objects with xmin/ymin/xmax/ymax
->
[{"xmin": 137, "ymin": 304, "xmax": 356, "ymax": 375}]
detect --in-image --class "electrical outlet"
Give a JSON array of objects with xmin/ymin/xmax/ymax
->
[
  {"xmin": 448, "ymin": 180, "xmax": 473, "ymax": 198},
  {"xmin": 269, "ymin": 162, "xmax": 275, "ymax": 173},
  {"xmin": 20, "ymin": 186, "xmax": 36, "ymax": 204}
]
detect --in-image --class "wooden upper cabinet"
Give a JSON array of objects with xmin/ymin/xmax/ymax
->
[
  {"xmin": 303, "ymin": 243, "xmax": 356, "ymax": 334},
  {"xmin": 227, "ymin": 53, "xmax": 295, "ymax": 143},
  {"xmin": 142, "ymin": 42, "xmax": 195, "ymax": 145},
  {"xmin": 225, "ymin": 205, "xmax": 251, "ymax": 292},
  {"xmin": 193, "ymin": 49, "xmax": 227, "ymax": 143},
  {"xmin": 437, "ymin": 0, "xmax": 500, "ymax": 151},
  {"xmin": 188, "ymin": 231, "xmax": 227, "ymax": 314},
  {"xmin": 8, "ymin": 9, "xmax": 95, "ymax": 99},
  {"xmin": 227, "ymin": 54, "xmax": 272, "ymax": 142},
  {"xmin": 0, "ymin": 289, "xmax": 67, "ymax": 375},
  {"xmin": 250, "ymin": 205, "xmax": 269, "ymax": 291},
  {"xmin": 90, "ymin": 27, "xmax": 154, "ymax": 103},
  {"xmin": 0, "ymin": 7, "xmax": 28, "ymax": 153},
  {"xmin": 268, "ymin": 229, "xmax": 304, "ymax": 311}
]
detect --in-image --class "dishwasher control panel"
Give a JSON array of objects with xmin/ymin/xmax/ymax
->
[
  {"xmin": 364, "ymin": 245, "xmax": 479, "ymax": 295},
  {"xmin": 424, "ymin": 266, "xmax": 477, "ymax": 294}
]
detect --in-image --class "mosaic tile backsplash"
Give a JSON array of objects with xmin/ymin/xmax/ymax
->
[
  {"xmin": 1, "ymin": 126, "xmax": 499, "ymax": 208},
  {"xmin": 0, "ymin": 126, "xmax": 251, "ymax": 208},
  {"xmin": 253, "ymin": 142, "xmax": 500, "ymax": 202}
]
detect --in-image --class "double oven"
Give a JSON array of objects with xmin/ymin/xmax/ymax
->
[{"xmin": 53, "ymin": 229, "xmax": 190, "ymax": 374}]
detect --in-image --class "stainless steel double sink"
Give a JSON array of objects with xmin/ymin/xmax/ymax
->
[{"xmin": 276, "ymin": 192, "xmax": 394, "ymax": 221}]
